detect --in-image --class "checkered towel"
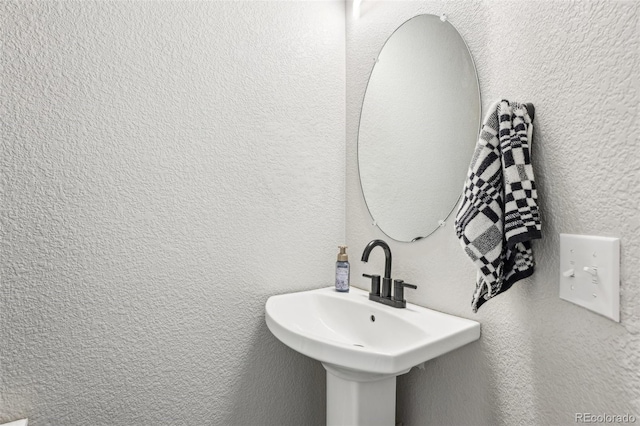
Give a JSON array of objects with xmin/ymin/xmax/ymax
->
[{"xmin": 455, "ymin": 100, "xmax": 541, "ymax": 312}]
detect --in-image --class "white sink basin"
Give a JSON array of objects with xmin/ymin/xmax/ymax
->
[
  {"xmin": 266, "ymin": 286, "xmax": 480, "ymax": 425},
  {"xmin": 265, "ymin": 286, "xmax": 480, "ymax": 377}
]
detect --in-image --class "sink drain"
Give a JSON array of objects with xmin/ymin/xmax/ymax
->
[
  {"xmin": 353, "ymin": 344, "xmax": 364, "ymax": 347},
  {"xmin": 370, "ymin": 315, "xmax": 376, "ymax": 322}
]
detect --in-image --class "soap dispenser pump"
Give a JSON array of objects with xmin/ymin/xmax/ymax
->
[{"xmin": 335, "ymin": 245, "xmax": 350, "ymax": 292}]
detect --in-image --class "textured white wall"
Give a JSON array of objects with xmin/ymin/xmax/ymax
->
[
  {"xmin": 1, "ymin": 1, "xmax": 344, "ymax": 425},
  {"xmin": 347, "ymin": 1, "xmax": 639, "ymax": 425}
]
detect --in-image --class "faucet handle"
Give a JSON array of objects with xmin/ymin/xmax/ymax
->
[
  {"xmin": 393, "ymin": 279, "xmax": 417, "ymax": 303},
  {"xmin": 363, "ymin": 274, "xmax": 381, "ymax": 297}
]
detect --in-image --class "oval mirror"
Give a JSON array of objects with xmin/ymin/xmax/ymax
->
[{"xmin": 357, "ymin": 14, "xmax": 481, "ymax": 242}]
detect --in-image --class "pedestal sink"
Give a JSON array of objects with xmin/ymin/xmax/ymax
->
[{"xmin": 265, "ymin": 286, "xmax": 480, "ymax": 426}]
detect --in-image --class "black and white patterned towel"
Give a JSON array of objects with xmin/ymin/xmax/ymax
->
[{"xmin": 455, "ymin": 100, "xmax": 541, "ymax": 312}]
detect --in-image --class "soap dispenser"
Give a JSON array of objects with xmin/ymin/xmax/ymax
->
[{"xmin": 335, "ymin": 245, "xmax": 350, "ymax": 292}]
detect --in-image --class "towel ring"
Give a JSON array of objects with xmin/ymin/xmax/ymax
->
[{"xmin": 524, "ymin": 103, "xmax": 535, "ymax": 122}]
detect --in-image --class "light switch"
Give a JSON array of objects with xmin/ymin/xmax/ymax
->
[{"xmin": 559, "ymin": 234, "xmax": 620, "ymax": 322}]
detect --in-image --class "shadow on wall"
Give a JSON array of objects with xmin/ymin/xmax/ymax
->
[
  {"xmin": 223, "ymin": 320, "xmax": 326, "ymax": 426},
  {"xmin": 396, "ymin": 339, "xmax": 497, "ymax": 426},
  {"xmin": 356, "ymin": 0, "xmax": 382, "ymax": 19}
]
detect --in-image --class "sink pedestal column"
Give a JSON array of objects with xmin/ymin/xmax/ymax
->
[{"xmin": 323, "ymin": 363, "xmax": 409, "ymax": 426}]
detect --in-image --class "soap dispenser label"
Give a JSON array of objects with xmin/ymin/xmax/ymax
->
[{"xmin": 336, "ymin": 264, "xmax": 350, "ymax": 292}]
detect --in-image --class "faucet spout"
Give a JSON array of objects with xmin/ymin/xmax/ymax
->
[
  {"xmin": 361, "ymin": 239, "xmax": 392, "ymax": 280},
  {"xmin": 361, "ymin": 239, "xmax": 393, "ymax": 299}
]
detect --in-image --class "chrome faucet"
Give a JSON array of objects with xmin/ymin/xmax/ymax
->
[{"xmin": 361, "ymin": 239, "xmax": 417, "ymax": 308}]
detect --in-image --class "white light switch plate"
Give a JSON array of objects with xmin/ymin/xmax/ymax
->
[{"xmin": 559, "ymin": 234, "xmax": 620, "ymax": 322}]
